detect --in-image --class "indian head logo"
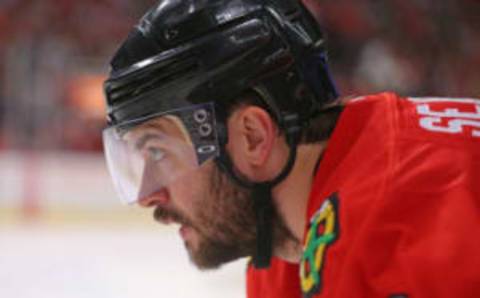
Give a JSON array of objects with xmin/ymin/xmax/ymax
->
[{"xmin": 300, "ymin": 193, "xmax": 339, "ymax": 298}]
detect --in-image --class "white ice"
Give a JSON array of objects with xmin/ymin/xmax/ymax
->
[{"xmin": 0, "ymin": 224, "xmax": 246, "ymax": 298}]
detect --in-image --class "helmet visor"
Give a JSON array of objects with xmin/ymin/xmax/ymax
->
[{"xmin": 103, "ymin": 103, "xmax": 219, "ymax": 204}]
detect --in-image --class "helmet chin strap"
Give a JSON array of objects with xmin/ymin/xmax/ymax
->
[{"xmin": 215, "ymin": 115, "xmax": 300, "ymax": 268}]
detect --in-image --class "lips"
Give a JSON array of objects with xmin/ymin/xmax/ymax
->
[{"xmin": 153, "ymin": 209, "xmax": 190, "ymax": 240}]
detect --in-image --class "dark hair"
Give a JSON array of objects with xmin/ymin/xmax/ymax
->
[{"xmin": 299, "ymin": 105, "xmax": 343, "ymax": 143}]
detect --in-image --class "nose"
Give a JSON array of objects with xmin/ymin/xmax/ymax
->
[{"xmin": 138, "ymin": 188, "xmax": 169, "ymax": 208}]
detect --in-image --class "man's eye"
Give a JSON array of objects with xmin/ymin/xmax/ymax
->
[{"xmin": 147, "ymin": 147, "xmax": 165, "ymax": 161}]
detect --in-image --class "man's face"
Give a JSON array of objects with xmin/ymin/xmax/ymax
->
[
  {"xmin": 154, "ymin": 161, "xmax": 257, "ymax": 269},
  {"xmin": 123, "ymin": 114, "xmax": 294, "ymax": 269}
]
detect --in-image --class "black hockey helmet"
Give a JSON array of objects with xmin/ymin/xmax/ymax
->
[
  {"xmin": 105, "ymin": 0, "xmax": 337, "ymax": 128},
  {"xmin": 103, "ymin": 0, "xmax": 338, "ymax": 268}
]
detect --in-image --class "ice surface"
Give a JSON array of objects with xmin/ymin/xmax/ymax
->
[{"xmin": 0, "ymin": 224, "xmax": 246, "ymax": 298}]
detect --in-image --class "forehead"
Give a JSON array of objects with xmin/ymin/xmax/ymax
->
[{"xmin": 123, "ymin": 114, "xmax": 191, "ymax": 144}]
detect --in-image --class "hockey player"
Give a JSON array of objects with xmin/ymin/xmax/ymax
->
[{"xmin": 102, "ymin": 1, "xmax": 480, "ymax": 297}]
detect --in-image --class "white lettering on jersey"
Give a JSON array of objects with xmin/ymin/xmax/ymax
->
[{"xmin": 408, "ymin": 97, "xmax": 480, "ymax": 138}]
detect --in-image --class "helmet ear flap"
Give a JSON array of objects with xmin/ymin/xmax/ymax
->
[
  {"xmin": 259, "ymin": 2, "xmax": 338, "ymax": 121},
  {"xmin": 302, "ymin": 50, "xmax": 339, "ymax": 106}
]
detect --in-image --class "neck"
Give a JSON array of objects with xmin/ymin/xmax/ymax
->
[{"xmin": 272, "ymin": 142, "xmax": 326, "ymax": 262}]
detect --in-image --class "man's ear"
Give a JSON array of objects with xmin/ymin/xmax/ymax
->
[{"xmin": 226, "ymin": 105, "xmax": 277, "ymax": 178}]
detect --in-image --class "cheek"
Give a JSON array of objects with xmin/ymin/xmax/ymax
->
[{"xmin": 168, "ymin": 168, "xmax": 210, "ymax": 219}]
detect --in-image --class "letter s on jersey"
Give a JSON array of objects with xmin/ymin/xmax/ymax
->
[{"xmin": 408, "ymin": 97, "xmax": 480, "ymax": 138}]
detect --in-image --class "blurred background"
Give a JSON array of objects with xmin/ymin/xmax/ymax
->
[{"xmin": 0, "ymin": 0, "xmax": 479, "ymax": 297}]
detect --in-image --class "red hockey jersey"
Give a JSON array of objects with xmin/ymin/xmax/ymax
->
[
  {"xmin": 247, "ymin": 257, "xmax": 301, "ymax": 298},
  {"xmin": 247, "ymin": 93, "xmax": 480, "ymax": 298}
]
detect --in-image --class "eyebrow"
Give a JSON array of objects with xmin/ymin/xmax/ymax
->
[{"xmin": 132, "ymin": 119, "xmax": 170, "ymax": 150}]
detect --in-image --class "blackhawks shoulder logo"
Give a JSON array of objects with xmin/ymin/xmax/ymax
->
[{"xmin": 300, "ymin": 193, "xmax": 339, "ymax": 297}]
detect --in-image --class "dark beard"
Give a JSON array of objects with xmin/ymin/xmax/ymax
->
[{"xmin": 189, "ymin": 163, "xmax": 297, "ymax": 270}]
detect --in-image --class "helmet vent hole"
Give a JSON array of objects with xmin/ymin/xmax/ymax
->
[
  {"xmin": 194, "ymin": 109, "xmax": 208, "ymax": 123},
  {"xmin": 199, "ymin": 123, "xmax": 213, "ymax": 137}
]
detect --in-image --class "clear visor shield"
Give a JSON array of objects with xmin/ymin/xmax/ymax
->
[{"xmin": 103, "ymin": 103, "xmax": 219, "ymax": 204}]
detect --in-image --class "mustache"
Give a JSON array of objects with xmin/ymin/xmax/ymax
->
[{"xmin": 154, "ymin": 206, "xmax": 190, "ymax": 226}]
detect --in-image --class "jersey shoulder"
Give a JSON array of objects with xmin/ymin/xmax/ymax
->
[{"xmin": 344, "ymin": 92, "xmax": 480, "ymax": 152}]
